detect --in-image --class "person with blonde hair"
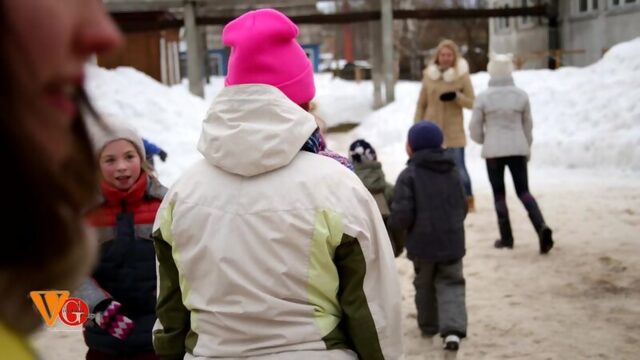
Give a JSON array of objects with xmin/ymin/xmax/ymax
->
[{"xmin": 414, "ymin": 39, "xmax": 476, "ymax": 210}]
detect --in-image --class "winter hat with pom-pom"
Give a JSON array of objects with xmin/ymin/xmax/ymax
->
[
  {"xmin": 222, "ymin": 9, "xmax": 315, "ymax": 105},
  {"xmin": 487, "ymin": 53, "xmax": 514, "ymax": 78},
  {"xmin": 349, "ymin": 139, "xmax": 378, "ymax": 163},
  {"xmin": 408, "ymin": 121, "xmax": 444, "ymax": 152}
]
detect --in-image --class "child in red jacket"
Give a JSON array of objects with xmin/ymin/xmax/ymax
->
[{"xmin": 76, "ymin": 120, "xmax": 166, "ymax": 360}]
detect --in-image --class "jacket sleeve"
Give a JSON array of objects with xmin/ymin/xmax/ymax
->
[
  {"xmin": 333, "ymin": 189, "xmax": 404, "ymax": 359},
  {"xmin": 384, "ymin": 182, "xmax": 395, "ymax": 210},
  {"xmin": 469, "ymin": 95, "xmax": 485, "ymax": 144},
  {"xmin": 387, "ymin": 169, "xmax": 415, "ymax": 254},
  {"xmin": 152, "ymin": 202, "xmax": 190, "ymax": 360},
  {"xmin": 522, "ymin": 96, "xmax": 533, "ymax": 146},
  {"xmin": 143, "ymin": 138, "xmax": 162, "ymax": 156},
  {"xmin": 73, "ymin": 278, "xmax": 111, "ymax": 313},
  {"xmin": 455, "ymin": 74, "xmax": 475, "ymax": 110},
  {"xmin": 414, "ymin": 82, "xmax": 429, "ymax": 122}
]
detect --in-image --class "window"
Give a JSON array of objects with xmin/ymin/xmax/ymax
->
[
  {"xmin": 505, "ymin": 5, "xmax": 511, "ymax": 27},
  {"xmin": 519, "ymin": 0, "xmax": 541, "ymax": 27},
  {"xmin": 579, "ymin": 0, "xmax": 588, "ymax": 11},
  {"xmin": 576, "ymin": 0, "xmax": 599, "ymax": 12},
  {"xmin": 494, "ymin": 2, "xmax": 512, "ymax": 32},
  {"xmin": 521, "ymin": 0, "xmax": 530, "ymax": 24},
  {"xmin": 609, "ymin": 0, "xmax": 635, "ymax": 7}
]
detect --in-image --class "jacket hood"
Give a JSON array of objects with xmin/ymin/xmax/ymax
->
[
  {"xmin": 488, "ymin": 75, "xmax": 515, "ymax": 87},
  {"xmin": 198, "ymin": 84, "xmax": 317, "ymax": 177},
  {"xmin": 410, "ymin": 148, "xmax": 456, "ymax": 173},
  {"xmin": 354, "ymin": 161, "xmax": 386, "ymax": 193}
]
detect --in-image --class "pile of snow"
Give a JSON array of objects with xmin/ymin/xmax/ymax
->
[
  {"xmin": 84, "ymin": 38, "xmax": 640, "ymax": 186},
  {"xmin": 85, "ymin": 66, "xmax": 208, "ymax": 184},
  {"xmin": 313, "ymin": 75, "xmax": 377, "ymax": 126}
]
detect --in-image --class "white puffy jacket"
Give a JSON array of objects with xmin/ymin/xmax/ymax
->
[
  {"xmin": 469, "ymin": 75, "xmax": 533, "ymax": 158},
  {"xmin": 152, "ymin": 84, "xmax": 403, "ymax": 360}
]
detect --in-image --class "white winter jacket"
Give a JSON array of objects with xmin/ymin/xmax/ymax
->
[
  {"xmin": 152, "ymin": 84, "xmax": 403, "ymax": 360},
  {"xmin": 469, "ymin": 75, "xmax": 533, "ymax": 158}
]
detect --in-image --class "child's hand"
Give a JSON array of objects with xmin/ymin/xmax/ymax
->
[{"xmin": 94, "ymin": 300, "xmax": 135, "ymax": 340}]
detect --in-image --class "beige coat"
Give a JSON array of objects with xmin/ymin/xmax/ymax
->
[{"xmin": 414, "ymin": 58, "xmax": 475, "ymax": 148}]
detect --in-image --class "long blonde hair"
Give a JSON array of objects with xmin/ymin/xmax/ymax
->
[{"xmin": 432, "ymin": 39, "xmax": 460, "ymax": 67}]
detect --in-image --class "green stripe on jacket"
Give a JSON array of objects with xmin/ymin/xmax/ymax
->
[
  {"xmin": 153, "ymin": 203, "xmax": 198, "ymax": 360},
  {"xmin": 308, "ymin": 208, "xmax": 385, "ymax": 358}
]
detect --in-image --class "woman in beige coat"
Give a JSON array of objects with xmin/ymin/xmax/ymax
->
[{"xmin": 414, "ymin": 39, "xmax": 475, "ymax": 209}]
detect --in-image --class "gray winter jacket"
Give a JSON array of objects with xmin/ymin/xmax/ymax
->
[{"xmin": 469, "ymin": 75, "xmax": 533, "ymax": 158}]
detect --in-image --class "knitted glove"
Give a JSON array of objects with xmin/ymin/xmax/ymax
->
[
  {"xmin": 158, "ymin": 150, "xmax": 168, "ymax": 162},
  {"xmin": 439, "ymin": 91, "xmax": 457, "ymax": 102},
  {"xmin": 94, "ymin": 300, "xmax": 135, "ymax": 340}
]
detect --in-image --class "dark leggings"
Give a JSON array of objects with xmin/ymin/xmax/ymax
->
[{"xmin": 486, "ymin": 156, "xmax": 546, "ymax": 234}]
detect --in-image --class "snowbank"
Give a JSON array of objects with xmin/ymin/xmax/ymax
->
[{"xmin": 85, "ymin": 37, "xmax": 640, "ymax": 186}]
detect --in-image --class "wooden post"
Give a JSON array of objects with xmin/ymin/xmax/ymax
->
[
  {"xmin": 369, "ymin": 20, "xmax": 384, "ymax": 109},
  {"xmin": 381, "ymin": 0, "xmax": 395, "ymax": 103},
  {"xmin": 554, "ymin": 50, "xmax": 561, "ymax": 69},
  {"xmin": 160, "ymin": 34, "xmax": 168, "ymax": 85},
  {"xmin": 184, "ymin": 1, "xmax": 204, "ymax": 97},
  {"xmin": 171, "ymin": 41, "xmax": 180, "ymax": 84}
]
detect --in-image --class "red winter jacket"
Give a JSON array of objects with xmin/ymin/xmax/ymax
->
[{"xmin": 83, "ymin": 174, "xmax": 166, "ymax": 355}]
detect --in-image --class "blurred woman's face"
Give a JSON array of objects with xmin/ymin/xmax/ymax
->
[
  {"xmin": 5, "ymin": 0, "xmax": 122, "ymax": 165},
  {"xmin": 437, "ymin": 47, "xmax": 456, "ymax": 69}
]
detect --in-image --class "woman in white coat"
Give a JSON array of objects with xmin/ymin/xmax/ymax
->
[{"xmin": 469, "ymin": 54, "xmax": 554, "ymax": 254}]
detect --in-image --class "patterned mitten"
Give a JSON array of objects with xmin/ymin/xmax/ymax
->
[{"xmin": 94, "ymin": 300, "xmax": 135, "ymax": 340}]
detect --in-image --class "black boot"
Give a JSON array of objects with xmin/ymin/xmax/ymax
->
[
  {"xmin": 494, "ymin": 218, "xmax": 513, "ymax": 249},
  {"xmin": 538, "ymin": 226, "xmax": 554, "ymax": 254},
  {"xmin": 523, "ymin": 199, "xmax": 553, "ymax": 254}
]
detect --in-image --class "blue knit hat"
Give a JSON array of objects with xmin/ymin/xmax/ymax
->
[
  {"xmin": 349, "ymin": 139, "xmax": 377, "ymax": 163},
  {"xmin": 408, "ymin": 121, "xmax": 443, "ymax": 152}
]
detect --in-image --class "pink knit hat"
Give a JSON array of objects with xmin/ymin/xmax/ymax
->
[{"xmin": 222, "ymin": 9, "xmax": 315, "ymax": 105}]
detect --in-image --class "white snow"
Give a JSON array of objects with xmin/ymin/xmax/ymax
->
[{"xmin": 84, "ymin": 37, "xmax": 640, "ymax": 187}]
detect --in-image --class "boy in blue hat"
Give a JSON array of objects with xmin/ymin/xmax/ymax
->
[{"xmin": 388, "ymin": 121, "xmax": 468, "ymax": 351}]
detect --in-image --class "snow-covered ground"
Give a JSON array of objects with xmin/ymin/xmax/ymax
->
[{"xmin": 33, "ymin": 38, "xmax": 640, "ymax": 359}]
